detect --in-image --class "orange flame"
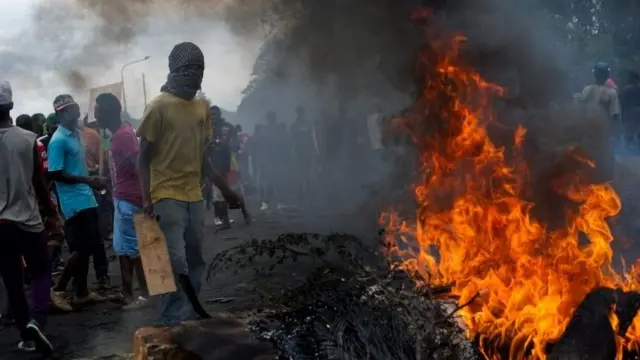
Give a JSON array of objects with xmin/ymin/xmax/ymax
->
[{"xmin": 381, "ymin": 34, "xmax": 640, "ymax": 359}]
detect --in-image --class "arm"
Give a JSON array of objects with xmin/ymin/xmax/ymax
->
[
  {"xmin": 32, "ymin": 141, "xmax": 55, "ymax": 215},
  {"xmin": 49, "ymin": 171, "xmax": 96, "ymax": 185},
  {"xmin": 611, "ymin": 91, "xmax": 622, "ymax": 124},
  {"xmin": 138, "ymin": 138, "xmax": 155, "ymax": 208},
  {"xmin": 136, "ymin": 102, "xmax": 162, "ymax": 210}
]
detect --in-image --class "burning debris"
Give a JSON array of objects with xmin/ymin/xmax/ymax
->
[
  {"xmin": 208, "ymin": 232, "xmax": 481, "ymax": 360},
  {"xmin": 207, "ymin": 232, "xmax": 640, "ymax": 360},
  {"xmin": 377, "ymin": 9, "xmax": 640, "ymax": 360},
  {"xmin": 545, "ymin": 287, "xmax": 640, "ymax": 360}
]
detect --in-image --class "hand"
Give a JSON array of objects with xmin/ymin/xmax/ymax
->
[
  {"xmin": 87, "ymin": 176, "xmax": 107, "ymax": 190},
  {"xmin": 142, "ymin": 196, "xmax": 154, "ymax": 217}
]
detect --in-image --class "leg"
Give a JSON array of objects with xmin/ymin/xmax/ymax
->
[
  {"xmin": 114, "ymin": 198, "xmax": 150, "ymax": 309},
  {"xmin": 89, "ymin": 207, "xmax": 110, "ymax": 286},
  {"xmin": 214, "ymin": 201, "xmax": 230, "ymax": 229},
  {"xmin": 154, "ymin": 199, "xmax": 189, "ymax": 325},
  {"xmin": 113, "ymin": 198, "xmax": 141, "ymax": 303},
  {"xmin": 133, "ymin": 257, "xmax": 148, "ymax": 297},
  {"xmin": 53, "ymin": 252, "xmax": 79, "ymax": 292},
  {"xmin": 54, "ymin": 215, "xmax": 83, "ymax": 292},
  {"xmin": 119, "ymin": 257, "xmax": 134, "ymax": 303},
  {"xmin": 185, "ymin": 201, "xmax": 206, "ymax": 294},
  {"xmin": 0, "ymin": 223, "xmax": 31, "ymax": 332},
  {"xmin": 182, "ymin": 201, "xmax": 209, "ymax": 319},
  {"xmin": 66, "ymin": 209, "xmax": 96, "ymax": 298},
  {"xmin": 20, "ymin": 230, "xmax": 51, "ymax": 328}
]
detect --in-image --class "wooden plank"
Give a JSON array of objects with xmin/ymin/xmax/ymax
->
[{"xmin": 133, "ymin": 214, "xmax": 177, "ymax": 295}]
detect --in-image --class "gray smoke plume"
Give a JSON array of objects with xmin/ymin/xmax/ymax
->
[{"xmin": 5, "ymin": 0, "xmax": 267, "ymax": 95}]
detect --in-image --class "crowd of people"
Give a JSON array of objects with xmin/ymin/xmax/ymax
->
[
  {"xmin": 0, "ymin": 42, "xmax": 244, "ymax": 355},
  {"xmin": 3, "ymin": 36, "xmax": 638, "ymax": 357}
]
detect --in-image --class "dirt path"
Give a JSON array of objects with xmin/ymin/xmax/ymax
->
[{"xmin": 0, "ymin": 201, "xmax": 366, "ymax": 360}]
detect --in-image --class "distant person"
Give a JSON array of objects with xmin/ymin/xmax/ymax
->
[
  {"xmin": 260, "ymin": 111, "xmax": 286, "ymax": 211},
  {"xmin": 94, "ymin": 93, "xmax": 148, "ymax": 309},
  {"xmin": 16, "ymin": 115, "xmax": 45, "ymax": 170},
  {"xmin": 48, "ymin": 94, "xmax": 108, "ymax": 302},
  {"xmin": 253, "ymin": 123, "xmax": 265, "ymax": 196},
  {"xmin": 32, "ymin": 113, "xmax": 46, "ymax": 137},
  {"xmin": 209, "ymin": 105, "xmax": 235, "ymax": 229},
  {"xmin": 622, "ymin": 71, "xmax": 640, "ymax": 108},
  {"xmin": 579, "ymin": 62, "xmax": 621, "ymax": 137},
  {"xmin": 621, "ymin": 71, "xmax": 640, "ymax": 150},
  {"xmin": 82, "ymin": 118, "xmax": 102, "ymax": 171},
  {"xmin": 137, "ymin": 42, "xmax": 240, "ymax": 325},
  {"xmin": 289, "ymin": 106, "xmax": 316, "ymax": 205},
  {"xmin": 16, "ymin": 114, "xmax": 36, "ymax": 133},
  {"xmin": 37, "ymin": 113, "xmax": 68, "ymax": 276},
  {"xmin": 39, "ymin": 113, "xmax": 58, "ymax": 151},
  {"xmin": 0, "ymin": 80, "xmax": 55, "ymax": 355},
  {"xmin": 235, "ymin": 124, "xmax": 251, "ymax": 188},
  {"xmin": 82, "ymin": 114, "xmax": 113, "ymax": 266}
]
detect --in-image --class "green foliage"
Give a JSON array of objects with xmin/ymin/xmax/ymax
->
[{"xmin": 539, "ymin": 0, "xmax": 640, "ymax": 78}]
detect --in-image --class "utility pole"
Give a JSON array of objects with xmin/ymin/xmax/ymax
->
[
  {"xmin": 142, "ymin": 73, "xmax": 148, "ymax": 106},
  {"xmin": 120, "ymin": 56, "xmax": 151, "ymax": 113}
]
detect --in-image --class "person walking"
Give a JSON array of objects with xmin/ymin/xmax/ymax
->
[{"xmin": 0, "ymin": 80, "xmax": 55, "ymax": 354}]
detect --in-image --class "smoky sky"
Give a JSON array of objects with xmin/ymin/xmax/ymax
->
[{"xmin": 2, "ymin": 0, "xmax": 267, "ymax": 94}]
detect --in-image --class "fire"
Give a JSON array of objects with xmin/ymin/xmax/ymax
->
[{"xmin": 381, "ymin": 33, "xmax": 640, "ymax": 359}]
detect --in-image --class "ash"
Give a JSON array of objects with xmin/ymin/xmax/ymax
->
[{"xmin": 209, "ymin": 233, "xmax": 480, "ymax": 360}]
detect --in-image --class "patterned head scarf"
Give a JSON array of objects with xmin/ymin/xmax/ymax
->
[{"xmin": 161, "ymin": 42, "xmax": 205, "ymax": 100}]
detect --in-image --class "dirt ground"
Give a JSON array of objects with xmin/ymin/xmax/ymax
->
[{"xmin": 0, "ymin": 198, "xmax": 370, "ymax": 360}]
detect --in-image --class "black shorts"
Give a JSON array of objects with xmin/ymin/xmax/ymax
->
[{"xmin": 64, "ymin": 207, "xmax": 101, "ymax": 254}]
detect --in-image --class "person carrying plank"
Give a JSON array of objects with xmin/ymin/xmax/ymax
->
[{"xmin": 137, "ymin": 42, "xmax": 240, "ymax": 325}]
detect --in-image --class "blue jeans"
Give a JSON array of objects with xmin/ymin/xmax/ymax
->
[{"xmin": 154, "ymin": 199, "xmax": 205, "ymax": 325}]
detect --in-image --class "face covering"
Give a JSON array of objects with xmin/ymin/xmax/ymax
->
[{"xmin": 160, "ymin": 42, "xmax": 205, "ymax": 100}]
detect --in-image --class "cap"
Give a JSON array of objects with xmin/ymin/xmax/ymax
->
[
  {"xmin": 45, "ymin": 113, "xmax": 57, "ymax": 126},
  {"xmin": 0, "ymin": 80, "xmax": 13, "ymax": 106},
  {"xmin": 53, "ymin": 94, "xmax": 77, "ymax": 111}
]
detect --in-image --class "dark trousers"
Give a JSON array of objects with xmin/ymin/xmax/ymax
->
[
  {"xmin": 0, "ymin": 223, "xmax": 51, "ymax": 331},
  {"xmin": 64, "ymin": 208, "xmax": 107, "ymax": 296}
]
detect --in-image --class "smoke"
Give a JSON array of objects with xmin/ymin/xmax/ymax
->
[
  {"xmin": 23, "ymin": 0, "xmax": 609, "ymax": 225},
  {"xmin": 220, "ymin": 0, "xmax": 623, "ymax": 243},
  {"xmin": 1, "ymin": 0, "xmax": 265, "ymax": 115}
]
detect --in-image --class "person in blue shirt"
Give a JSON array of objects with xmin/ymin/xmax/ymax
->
[{"xmin": 47, "ymin": 94, "xmax": 108, "ymax": 302}]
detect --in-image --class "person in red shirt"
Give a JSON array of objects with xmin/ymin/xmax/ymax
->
[
  {"xmin": 15, "ymin": 115, "xmax": 47, "ymax": 172},
  {"xmin": 94, "ymin": 93, "xmax": 148, "ymax": 309}
]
